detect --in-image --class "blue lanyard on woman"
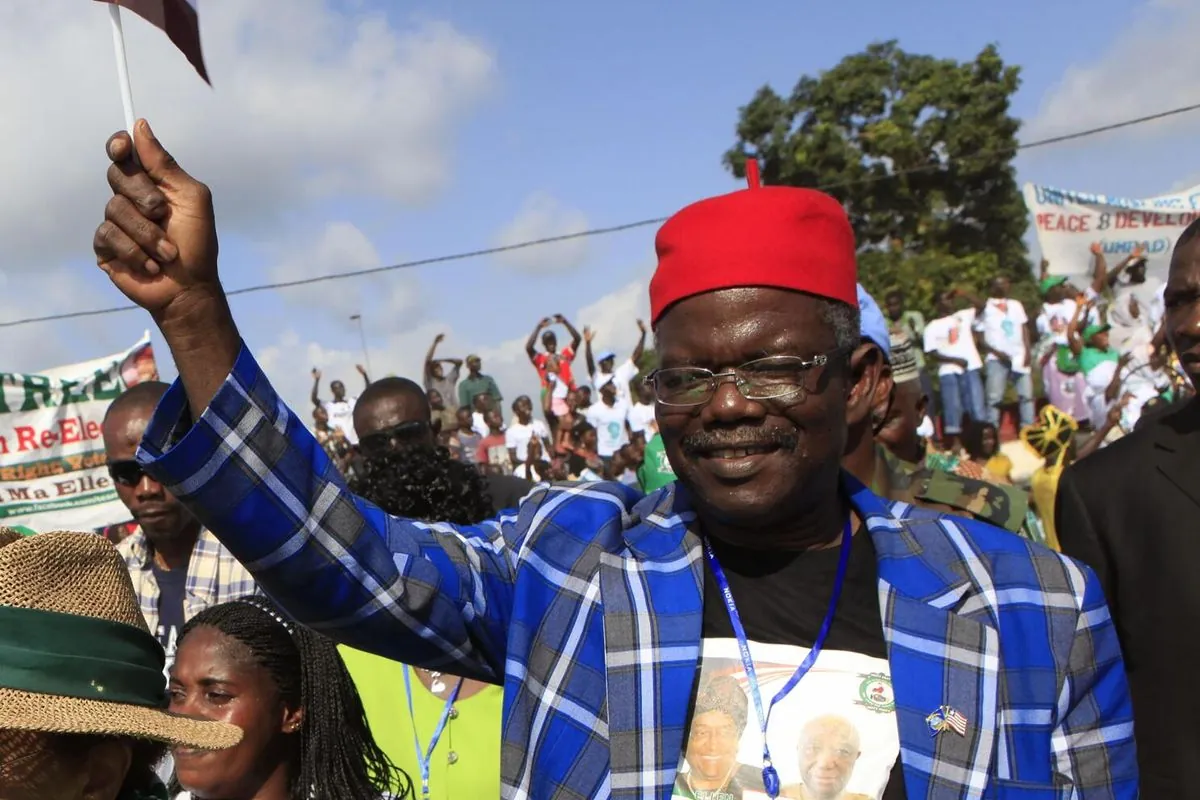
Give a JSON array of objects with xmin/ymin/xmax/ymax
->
[
  {"xmin": 701, "ymin": 518, "xmax": 853, "ymax": 800},
  {"xmin": 403, "ymin": 666, "xmax": 463, "ymax": 800}
]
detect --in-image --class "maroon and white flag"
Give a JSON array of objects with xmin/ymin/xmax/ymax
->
[{"xmin": 94, "ymin": 0, "xmax": 209, "ymax": 84}]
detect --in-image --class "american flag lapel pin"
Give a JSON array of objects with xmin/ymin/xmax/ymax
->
[{"xmin": 926, "ymin": 705, "xmax": 968, "ymax": 737}]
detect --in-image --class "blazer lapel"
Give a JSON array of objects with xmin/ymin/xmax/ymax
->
[
  {"xmin": 851, "ymin": 477, "xmax": 999, "ymax": 799},
  {"xmin": 602, "ymin": 485, "xmax": 704, "ymax": 799},
  {"xmin": 882, "ymin": 584, "xmax": 999, "ymax": 799},
  {"xmin": 1153, "ymin": 402, "xmax": 1200, "ymax": 510}
]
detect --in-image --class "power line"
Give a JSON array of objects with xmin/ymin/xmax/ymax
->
[{"xmin": 5, "ymin": 100, "xmax": 1199, "ymax": 330}]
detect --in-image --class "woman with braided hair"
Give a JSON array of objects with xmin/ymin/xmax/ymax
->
[{"xmin": 167, "ymin": 596, "xmax": 412, "ymax": 799}]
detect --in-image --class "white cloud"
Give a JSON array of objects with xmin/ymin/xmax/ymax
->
[
  {"xmin": 1024, "ymin": 2, "xmax": 1200, "ymax": 142},
  {"xmin": 492, "ymin": 193, "xmax": 591, "ymax": 273},
  {"xmin": 266, "ymin": 221, "xmax": 422, "ymax": 333},
  {"xmin": 0, "ymin": 1, "xmax": 496, "ymax": 271}
]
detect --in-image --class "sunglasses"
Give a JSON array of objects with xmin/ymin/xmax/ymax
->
[
  {"xmin": 358, "ymin": 420, "xmax": 431, "ymax": 456},
  {"xmin": 107, "ymin": 459, "xmax": 147, "ymax": 487}
]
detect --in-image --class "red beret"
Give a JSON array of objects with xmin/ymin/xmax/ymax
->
[{"xmin": 649, "ymin": 161, "xmax": 858, "ymax": 325}]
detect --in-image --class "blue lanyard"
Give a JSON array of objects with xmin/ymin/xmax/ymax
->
[
  {"xmin": 701, "ymin": 519, "xmax": 853, "ymax": 800},
  {"xmin": 403, "ymin": 667, "xmax": 463, "ymax": 800}
]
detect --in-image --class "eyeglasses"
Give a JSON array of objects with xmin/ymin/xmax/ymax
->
[
  {"xmin": 644, "ymin": 351, "xmax": 847, "ymax": 408},
  {"xmin": 358, "ymin": 420, "xmax": 431, "ymax": 456},
  {"xmin": 107, "ymin": 459, "xmax": 146, "ymax": 487}
]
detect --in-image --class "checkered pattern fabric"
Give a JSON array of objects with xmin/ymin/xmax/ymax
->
[
  {"xmin": 137, "ymin": 343, "xmax": 1138, "ymax": 799},
  {"xmin": 117, "ymin": 525, "xmax": 258, "ymax": 634}
]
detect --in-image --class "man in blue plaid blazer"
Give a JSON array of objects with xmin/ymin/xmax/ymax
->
[{"xmin": 93, "ymin": 123, "xmax": 1136, "ymax": 799}]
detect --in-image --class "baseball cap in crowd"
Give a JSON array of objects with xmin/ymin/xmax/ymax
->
[
  {"xmin": 856, "ymin": 284, "xmax": 891, "ymax": 362},
  {"xmin": 596, "ymin": 351, "xmax": 616, "ymax": 363},
  {"xmin": 1082, "ymin": 323, "xmax": 1111, "ymax": 343},
  {"xmin": 916, "ymin": 471, "xmax": 1029, "ymax": 534},
  {"xmin": 1038, "ymin": 275, "xmax": 1067, "ymax": 296}
]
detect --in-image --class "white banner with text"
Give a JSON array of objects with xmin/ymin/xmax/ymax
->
[
  {"xmin": 1023, "ymin": 182, "xmax": 1200, "ymax": 281},
  {"xmin": 0, "ymin": 333, "xmax": 158, "ymax": 531}
]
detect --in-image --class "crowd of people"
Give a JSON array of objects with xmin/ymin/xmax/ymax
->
[
  {"xmin": 2, "ymin": 119, "xmax": 1198, "ymax": 799},
  {"xmin": 308, "ymin": 316, "xmax": 674, "ymax": 499}
]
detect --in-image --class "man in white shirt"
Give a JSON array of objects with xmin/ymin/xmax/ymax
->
[
  {"xmin": 584, "ymin": 321, "xmax": 647, "ymax": 407},
  {"xmin": 311, "ymin": 365, "xmax": 370, "ymax": 445},
  {"xmin": 923, "ymin": 289, "xmax": 985, "ymax": 445},
  {"xmin": 1107, "ymin": 250, "xmax": 1164, "ymax": 355},
  {"xmin": 975, "ymin": 277, "xmax": 1034, "ymax": 428},
  {"xmin": 627, "ymin": 381, "xmax": 658, "ymax": 439},
  {"xmin": 584, "ymin": 380, "xmax": 630, "ymax": 463},
  {"xmin": 506, "ymin": 395, "xmax": 552, "ymax": 466}
]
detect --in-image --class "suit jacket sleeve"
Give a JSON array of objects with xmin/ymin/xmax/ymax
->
[{"xmin": 1055, "ymin": 467, "xmax": 1116, "ymax": 611}]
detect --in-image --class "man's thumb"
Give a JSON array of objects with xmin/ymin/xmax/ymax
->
[{"xmin": 133, "ymin": 119, "xmax": 190, "ymax": 186}]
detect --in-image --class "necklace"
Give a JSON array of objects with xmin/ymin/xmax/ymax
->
[
  {"xmin": 404, "ymin": 667, "xmax": 463, "ymax": 800},
  {"xmin": 684, "ymin": 762, "xmax": 737, "ymax": 800},
  {"xmin": 418, "ymin": 668, "xmax": 448, "ymax": 695}
]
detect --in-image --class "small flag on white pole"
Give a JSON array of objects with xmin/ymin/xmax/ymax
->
[
  {"xmin": 106, "ymin": 4, "xmax": 138, "ymax": 142},
  {"xmin": 96, "ymin": 0, "xmax": 210, "ymax": 141}
]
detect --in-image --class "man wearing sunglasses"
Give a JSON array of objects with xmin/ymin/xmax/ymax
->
[
  {"xmin": 101, "ymin": 381, "xmax": 256, "ymax": 668},
  {"xmin": 353, "ymin": 376, "xmax": 534, "ymax": 514},
  {"xmin": 95, "ymin": 123, "xmax": 1136, "ymax": 798}
]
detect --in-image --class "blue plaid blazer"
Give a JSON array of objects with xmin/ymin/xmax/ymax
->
[{"xmin": 139, "ymin": 345, "xmax": 1137, "ymax": 799}]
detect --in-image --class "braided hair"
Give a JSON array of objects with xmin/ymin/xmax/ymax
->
[
  {"xmin": 174, "ymin": 596, "xmax": 412, "ymax": 799},
  {"xmin": 349, "ymin": 442, "xmax": 493, "ymax": 525}
]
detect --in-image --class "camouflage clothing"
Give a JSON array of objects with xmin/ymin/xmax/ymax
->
[{"xmin": 872, "ymin": 445, "xmax": 1040, "ymax": 541}]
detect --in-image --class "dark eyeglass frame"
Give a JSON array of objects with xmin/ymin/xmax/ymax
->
[
  {"xmin": 358, "ymin": 420, "xmax": 432, "ymax": 455},
  {"xmin": 643, "ymin": 349, "xmax": 849, "ymax": 408},
  {"xmin": 107, "ymin": 459, "xmax": 147, "ymax": 487}
]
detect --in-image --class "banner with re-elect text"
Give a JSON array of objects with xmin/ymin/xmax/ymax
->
[
  {"xmin": 1023, "ymin": 182, "xmax": 1200, "ymax": 281},
  {"xmin": 0, "ymin": 333, "xmax": 158, "ymax": 531}
]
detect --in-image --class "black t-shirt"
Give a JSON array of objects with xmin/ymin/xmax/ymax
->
[
  {"xmin": 484, "ymin": 474, "xmax": 535, "ymax": 515},
  {"xmin": 152, "ymin": 561, "xmax": 188, "ymax": 655},
  {"xmin": 693, "ymin": 530, "xmax": 907, "ymax": 800}
]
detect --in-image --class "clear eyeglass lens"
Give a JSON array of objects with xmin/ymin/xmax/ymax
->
[{"xmin": 653, "ymin": 356, "xmax": 822, "ymax": 405}]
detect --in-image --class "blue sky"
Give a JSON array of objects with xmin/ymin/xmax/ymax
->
[{"xmin": 1, "ymin": 0, "xmax": 1197, "ymax": 413}]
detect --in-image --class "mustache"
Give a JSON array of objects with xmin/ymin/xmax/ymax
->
[{"xmin": 681, "ymin": 427, "xmax": 799, "ymax": 454}]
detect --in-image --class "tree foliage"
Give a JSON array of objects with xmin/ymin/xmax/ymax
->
[{"xmin": 724, "ymin": 41, "xmax": 1033, "ymax": 314}]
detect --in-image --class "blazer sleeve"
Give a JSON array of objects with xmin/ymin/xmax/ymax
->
[
  {"xmin": 1055, "ymin": 467, "xmax": 1116, "ymax": 612},
  {"xmin": 135, "ymin": 342, "xmax": 528, "ymax": 682}
]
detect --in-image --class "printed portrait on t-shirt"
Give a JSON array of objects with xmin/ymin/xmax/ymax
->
[{"xmin": 673, "ymin": 642, "xmax": 899, "ymax": 800}]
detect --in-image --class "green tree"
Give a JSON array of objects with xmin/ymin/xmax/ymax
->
[{"xmin": 724, "ymin": 41, "xmax": 1033, "ymax": 310}]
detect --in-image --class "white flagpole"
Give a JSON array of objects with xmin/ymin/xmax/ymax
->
[{"xmin": 107, "ymin": 4, "xmax": 138, "ymax": 146}]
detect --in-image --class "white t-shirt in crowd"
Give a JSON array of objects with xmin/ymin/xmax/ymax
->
[
  {"xmin": 592, "ymin": 359, "xmax": 640, "ymax": 406},
  {"xmin": 586, "ymin": 401, "xmax": 630, "ymax": 457},
  {"xmin": 1037, "ymin": 300, "xmax": 1076, "ymax": 346},
  {"xmin": 321, "ymin": 397, "xmax": 358, "ymax": 444},
  {"xmin": 472, "ymin": 411, "xmax": 491, "ymax": 438},
  {"xmin": 505, "ymin": 419, "xmax": 550, "ymax": 462},
  {"xmin": 923, "ymin": 309, "xmax": 983, "ymax": 376},
  {"xmin": 977, "ymin": 298, "xmax": 1030, "ymax": 374},
  {"xmin": 628, "ymin": 402, "xmax": 657, "ymax": 435},
  {"xmin": 1109, "ymin": 277, "xmax": 1164, "ymax": 354}
]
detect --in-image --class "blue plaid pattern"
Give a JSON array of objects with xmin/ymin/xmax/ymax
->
[{"xmin": 138, "ymin": 344, "xmax": 1137, "ymax": 799}]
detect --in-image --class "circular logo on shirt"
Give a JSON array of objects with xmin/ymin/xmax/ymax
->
[{"xmin": 856, "ymin": 672, "xmax": 895, "ymax": 714}]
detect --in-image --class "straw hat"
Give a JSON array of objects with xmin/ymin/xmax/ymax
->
[{"xmin": 0, "ymin": 529, "xmax": 240, "ymax": 750}]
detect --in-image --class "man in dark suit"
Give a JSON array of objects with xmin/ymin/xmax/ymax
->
[{"xmin": 1057, "ymin": 220, "xmax": 1200, "ymax": 798}]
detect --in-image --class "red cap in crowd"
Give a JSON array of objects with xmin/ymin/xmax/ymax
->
[{"xmin": 649, "ymin": 160, "xmax": 858, "ymax": 326}]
